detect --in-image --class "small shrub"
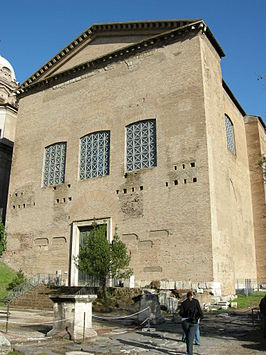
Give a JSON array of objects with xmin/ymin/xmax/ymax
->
[
  {"xmin": 7, "ymin": 269, "xmax": 26, "ymax": 290},
  {"xmin": 0, "ymin": 222, "xmax": 6, "ymax": 256},
  {"xmin": 75, "ymin": 221, "xmax": 132, "ymax": 299}
]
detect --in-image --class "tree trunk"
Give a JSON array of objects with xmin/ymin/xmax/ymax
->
[{"xmin": 102, "ymin": 278, "xmax": 107, "ymax": 300}]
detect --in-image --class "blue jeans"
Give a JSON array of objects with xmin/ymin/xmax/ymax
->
[
  {"xmin": 182, "ymin": 320, "xmax": 197, "ymax": 355},
  {"xmin": 182, "ymin": 322, "xmax": 200, "ymax": 344}
]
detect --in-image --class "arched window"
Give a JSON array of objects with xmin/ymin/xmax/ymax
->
[
  {"xmin": 43, "ymin": 142, "xmax": 66, "ymax": 186},
  {"xmin": 79, "ymin": 131, "xmax": 110, "ymax": 180},
  {"xmin": 126, "ymin": 119, "xmax": 157, "ymax": 172},
  {"xmin": 225, "ymin": 115, "xmax": 235, "ymax": 155}
]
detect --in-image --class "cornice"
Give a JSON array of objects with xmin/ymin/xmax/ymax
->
[
  {"xmin": 0, "ymin": 78, "xmax": 18, "ymax": 91},
  {"xmin": 244, "ymin": 115, "xmax": 265, "ymax": 130},
  {"xmin": 0, "ymin": 102, "xmax": 18, "ymax": 112},
  {"xmin": 20, "ymin": 20, "xmax": 198, "ymax": 89},
  {"xmin": 17, "ymin": 20, "xmax": 224, "ymax": 98}
]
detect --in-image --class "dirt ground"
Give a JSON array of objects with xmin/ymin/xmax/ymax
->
[{"xmin": 0, "ymin": 307, "xmax": 266, "ymax": 354}]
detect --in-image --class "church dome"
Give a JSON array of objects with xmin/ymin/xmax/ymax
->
[{"xmin": 0, "ymin": 55, "xmax": 16, "ymax": 82}]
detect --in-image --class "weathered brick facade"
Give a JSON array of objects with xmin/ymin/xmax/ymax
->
[
  {"xmin": 4, "ymin": 20, "xmax": 265, "ymax": 295},
  {"xmin": 244, "ymin": 116, "xmax": 266, "ymax": 285}
]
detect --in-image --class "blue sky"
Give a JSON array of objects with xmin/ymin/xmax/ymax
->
[{"xmin": 1, "ymin": 0, "xmax": 265, "ymax": 119}]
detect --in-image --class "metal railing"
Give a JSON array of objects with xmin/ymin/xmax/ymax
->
[
  {"xmin": 235, "ymin": 279, "xmax": 258, "ymax": 296},
  {"xmin": 6, "ymin": 273, "xmax": 63, "ymax": 303}
]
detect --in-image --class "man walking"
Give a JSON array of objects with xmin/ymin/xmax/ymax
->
[
  {"xmin": 180, "ymin": 291, "xmax": 203, "ymax": 355},
  {"xmin": 259, "ymin": 295, "xmax": 266, "ymax": 338}
]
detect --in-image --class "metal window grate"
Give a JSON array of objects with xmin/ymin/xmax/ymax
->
[
  {"xmin": 79, "ymin": 131, "xmax": 110, "ymax": 180},
  {"xmin": 43, "ymin": 142, "xmax": 66, "ymax": 186},
  {"xmin": 126, "ymin": 119, "xmax": 156, "ymax": 172},
  {"xmin": 225, "ymin": 115, "xmax": 235, "ymax": 155}
]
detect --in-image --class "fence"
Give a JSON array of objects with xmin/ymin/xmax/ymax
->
[
  {"xmin": 77, "ymin": 276, "xmax": 129, "ymax": 288},
  {"xmin": 235, "ymin": 279, "xmax": 258, "ymax": 296},
  {"xmin": 6, "ymin": 273, "xmax": 63, "ymax": 303}
]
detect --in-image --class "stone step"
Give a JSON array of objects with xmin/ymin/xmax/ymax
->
[{"xmin": 9, "ymin": 284, "xmax": 55, "ymax": 310}]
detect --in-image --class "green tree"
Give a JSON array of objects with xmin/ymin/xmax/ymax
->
[
  {"xmin": 110, "ymin": 228, "xmax": 132, "ymax": 280},
  {"xmin": 0, "ymin": 222, "xmax": 6, "ymax": 257},
  {"xmin": 75, "ymin": 221, "xmax": 132, "ymax": 299},
  {"xmin": 7, "ymin": 269, "xmax": 26, "ymax": 290}
]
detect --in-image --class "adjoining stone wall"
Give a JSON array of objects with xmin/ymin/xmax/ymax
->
[
  {"xmin": 0, "ymin": 138, "xmax": 13, "ymax": 222},
  {"xmin": 199, "ymin": 34, "xmax": 257, "ymax": 294},
  {"xmin": 244, "ymin": 116, "xmax": 266, "ymax": 284},
  {"xmin": 5, "ymin": 33, "xmax": 214, "ymax": 288}
]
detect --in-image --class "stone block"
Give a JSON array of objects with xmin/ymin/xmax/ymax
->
[
  {"xmin": 175, "ymin": 281, "xmax": 183, "ymax": 290},
  {"xmin": 159, "ymin": 280, "xmax": 175, "ymax": 289},
  {"xmin": 191, "ymin": 282, "xmax": 199, "ymax": 289},
  {"xmin": 206, "ymin": 282, "xmax": 220, "ymax": 289},
  {"xmin": 158, "ymin": 291, "xmax": 179, "ymax": 313},
  {"xmin": 206, "ymin": 282, "xmax": 221, "ymax": 297},
  {"xmin": 138, "ymin": 292, "xmax": 165, "ymax": 325},
  {"xmin": 182, "ymin": 281, "xmax": 192, "ymax": 289},
  {"xmin": 143, "ymin": 266, "xmax": 162, "ymax": 273},
  {"xmin": 48, "ymin": 294, "xmax": 97, "ymax": 341},
  {"xmin": 129, "ymin": 275, "xmax": 135, "ymax": 288},
  {"xmin": 220, "ymin": 295, "xmax": 233, "ymax": 302},
  {"xmin": 134, "ymin": 280, "xmax": 141, "ymax": 288},
  {"xmin": 140, "ymin": 280, "xmax": 150, "ymax": 288},
  {"xmin": 0, "ymin": 332, "xmax": 11, "ymax": 350},
  {"xmin": 198, "ymin": 282, "xmax": 207, "ymax": 289}
]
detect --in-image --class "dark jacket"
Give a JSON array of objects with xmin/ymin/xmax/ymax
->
[
  {"xmin": 259, "ymin": 296, "xmax": 266, "ymax": 315},
  {"xmin": 180, "ymin": 298, "xmax": 203, "ymax": 322}
]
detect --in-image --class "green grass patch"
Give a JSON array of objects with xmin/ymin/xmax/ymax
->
[
  {"xmin": 235, "ymin": 291, "xmax": 266, "ymax": 309},
  {"xmin": 0, "ymin": 261, "xmax": 17, "ymax": 305}
]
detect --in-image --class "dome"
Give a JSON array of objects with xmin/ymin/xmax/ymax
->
[{"xmin": 0, "ymin": 55, "xmax": 16, "ymax": 81}]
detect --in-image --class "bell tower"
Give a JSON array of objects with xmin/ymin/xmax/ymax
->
[
  {"xmin": 0, "ymin": 55, "xmax": 18, "ymax": 222},
  {"xmin": 0, "ymin": 55, "xmax": 18, "ymax": 141}
]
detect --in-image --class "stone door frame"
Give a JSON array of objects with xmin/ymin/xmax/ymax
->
[{"xmin": 70, "ymin": 218, "xmax": 112, "ymax": 286}]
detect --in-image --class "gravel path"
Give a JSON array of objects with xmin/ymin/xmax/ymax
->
[{"xmin": 1, "ymin": 308, "xmax": 265, "ymax": 354}]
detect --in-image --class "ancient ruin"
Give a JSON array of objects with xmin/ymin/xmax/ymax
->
[{"xmin": 3, "ymin": 20, "xmax": 265, "ymax": 296}]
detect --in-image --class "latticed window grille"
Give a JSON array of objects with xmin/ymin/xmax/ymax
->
[
  {"xmin": 126, "ymin": 119, "xmax": 157, "ymax": 172},
  {"xmin": 225, "ymin": 115, "xmax": 235, "ymax": 155},
  {"xmin": 79, "ymin": 131, "xmax": 110, "ymax": 180},
  {"xmin": 43, "ymin": 142, "xmax": 66, "ymax": 186}
]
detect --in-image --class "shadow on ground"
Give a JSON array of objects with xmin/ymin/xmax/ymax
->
[
  {"xmin": 117, "ymin": 338, "xmax": 186, "ymax": 354},
  {"xmin": 149, "ymin": 313, "xmax": 266, "ymax": 352}
]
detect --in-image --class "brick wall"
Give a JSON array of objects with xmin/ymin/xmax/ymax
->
[
  {"xmin": 244, "ymin": 116, "xmax": 266, "ymax": 284},
  {"xmin": 4, "ymin": 30, "xmax": 260, "ymax": 295},
  {"xmin": 200, "ymin": 34, "xmax": 257, "ymax": 294}
]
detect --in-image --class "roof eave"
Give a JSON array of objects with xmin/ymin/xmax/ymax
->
[
  {"xmin": 205, "ymin": 26, "xmax": 225, "ymax": 57},
  {"xmin": 222, "ymin": 79, "xmax": 246, "ymax": 116}
]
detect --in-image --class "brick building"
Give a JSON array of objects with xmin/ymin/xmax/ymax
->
[{"xmin": 4, "ymin": 20, "xmax": 265, "ymax": 296}]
